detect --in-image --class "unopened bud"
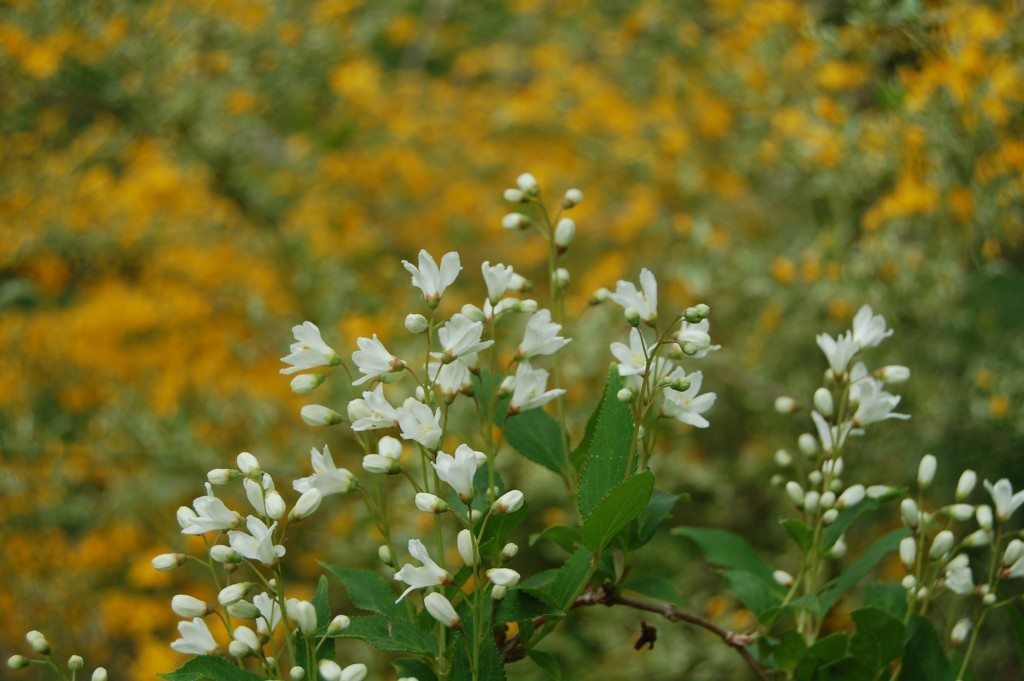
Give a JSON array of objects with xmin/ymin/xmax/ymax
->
[
  {"xmin": 378, "ymin": 545, "xmax": 393, "ymax": 566},
  {"xmin": 773, "ymin": 570, "xmax": 794, "ymax": 587},
  {"xmin": 7, "ymin": 656, "xmax": 28, "ymax": 670},
  {"xmin": 416, "ymin": 493, "xmax": 449, "ymax": 514},
  {"xmin": 804, "ymin": 491, "xmax": 821, "ymax": 514},
  {"xmin": 171, "ymin": 595, "xmax": 209, "ymax": 618},
  {"xmin": 785, "ymin": 481, "xmax": 804, "ymax": 507},
  {"xmin": 491, "ymin": 585, "xmax": 508, "ymax": 600},
  {"xmin": 963, "ymin": 529, "xmax": 991, "ymax": 547},
  {"xmin": 503, "ymin": 188, "xmax": 527, "ymax": 203},
  {"xmin": 555, "ymin": 218, "xmax": 576, "ymax": 252},
  {"xmin": 837, "ymin": 484, "xmax": 865, "ymax": 509},
  {"xmin": 879, "ymin": 365, "xmax": 910, "ymax": 383},
  {"xmin": 553, "ymin": 267, "xmax": 570, "ymax": 290},
  {"xmin": 501, "ymin": 542, "xmax": 519, "ymax": 561},
  {"xmin": 950, "ymin": 618, "xmax": 972, "ymax": 646},
  {"xmin": 813, "ymin": 388, "xmax": 834, "ymax": 417},
  {"xmin": 590, "ymin": 287, "xmax": 611, "ymax": 305},
  {"xmin": 218, "ymin": 582, "xmax": 251, "ymax": 606},
  {"xmin": 822, "ymin": 508, "xmax": 838, "ymax": 524},
  {"xmin": 405, "ymin": 313, "xmax": 429, "ymax": 334},
  {"xmin": 300, "ymin": 405, "xmax": 343, "ymax": 427},
  {"xmin": 207, "ymin": 468, "xmax": 237, "ymax": 485},
  {"xmin": 774, "ymin": 396, "xmax": 799, "ymax": 414},
  {"xmin": 502, "ymin": 213, "xmax": 531, "ymax": 231},
  {"xmin": 264, "ymin": 490, "xmax": 286, "ymax": 520},
  {"xmin": 617, "ymin": 388, "xmax": 634, "ymax": 402},
  {"xmin": 956, "ymin": 470, "xmax": 977, "ymax": 501},
  {"xmin": 327, "ymin": 615, "xmax": 351, "ymax": 635},
  {"xmin": 492, "ymin": 490, "xmax": 524, "ymax": 514},
  {"xmin": 798, "ymin": 433, "xmax": 817, "ymax": 455},
  {"xmin": 152, "ymin": 553, "xmax": 187, "ymax": 572},
  {"xmin": 945, "ymin": 504, "xmax": 974, "ymax": 522},
  {"xmin": 774, "ymin": 449, "xmax": 793, "ymax": 467},
  {"xmin": 236, "ymin": 452, "xmax": 261, "ymax": 476},
  {"xmin": 829, "ymin": 536, "xmax": 847, "ymax": 558},
  {"xmin": 976, "ymin": 505, "xmax": 993, "ymax": 530},
  {"xmin": 289, "ymin": 488, "xmax": 323, "ymax": 522},
  {"xmin": 930, "ymin": 531, "xmax": 954, "ymax": 560},
  {"xmin": 486, "ymin": 568, "xmax": 521, "ymax": 587},
  {"xmin": 424, "ymin": 592, "xmax": 460, "ymax": 628},
  {"xmin": 917, "ymin": 454, "xmax": 937, "ymax": 489},
  {"xmin": 900, "ymin": 498, "xmax": 920, "ymax": 528},
  {"xmin": 1003, "ymin": 539, "xmax": 1024, "ymax": 566},
  {"xmin": 516, "ymin": 172, "xmax": 540, "ymax": 195},
  {"xmin": 457, "ymin": 529, "xmax": 478, "ymax": 567},
  {"xmin": 227, "ymin": 600, "xmax": 260, "ymax": 619},
  {"xmin": 68, "ymin": 656, "xmax": 84, "ymax": 671},
  {"xmin": 562, "ymin": 188, "xmax": 583, "ymax": 208},
  {"xmin": 92, "ymin": 668, "xmax": 108, "ymax": 681},
  {"xmin": 290, "ymin": 374, "xmax": 325, "ymax": 395},
  {"xmin": 624, "ymin": 306, "xmax": 641, "ymax": 327}
]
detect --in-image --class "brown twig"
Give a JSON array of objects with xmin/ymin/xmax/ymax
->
[{"xmin": 502, "ymin": 584, "xmax": 767, "ymax": 680}]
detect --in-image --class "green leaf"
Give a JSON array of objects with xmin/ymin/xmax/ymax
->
[
  {"xmin": 528, "ymin": 650, "xmax": 562, "ymax": 680},
  {"xmin": 902, "ymin": 616, "xmax": 953, "ymax": 681},
  {"xmin": 725, "ymin": 569, "xmax": 784, "ymax": 616},
  {"xmin": 575, "ymin": 366, "xmax": 634, "ymax": 517},
  {"xmin": 550, "ymin": 546, "xmax": 594, "ymax": 610},
  {"xmin": 159, "ymin": 656, "xmax": 263, "ymax": 681},
  {"xmin": 449, "ymin": 632, "xmax": 507, "ymax": 681},
  {"xmin": 819, "ymin": 529, "xmax": 908, "ymax": 613},
  {"xmin": 529, "ymin": 525, "xmax": 579, "ymax": 554},
  {"xmin": 634, "ymin": 489, "xmax": 685, "ymax": 547},
  {"xmin": 580, "ymin": 471, "xmax": 655, "ymax": 552},
  {"xmin": 773, "ymin": 630, "xmax": 807, "ymax": 672},
  {"xmin": 333, "ymin": 615, "xmax": 437, "ymax": 655},
  {"xmin": 320, "ymin": 563, "xmax": 403, "ymax": 618},
  {"xmin": 863, "ymin": 581, "xmax": 909, "ymax": 621},
  {"xmin": 781, "ymin": 518, "xmax": 812, "ymax": 551},
  {"xmin": 823, "ymin": 497, "xmax": 889, "ymax": 550},
  {"xmin": 672, "ymin": 526, "xmax": 775, "ymax": 583},
  {"xmin": 504, "ymin": 407, "xmax": 568, "ymax": 475},
  {"xmin": 494, "ymin": 587, "xmax": 564, "ymax": 623},
  {"xmin": 849, "ymin": 607, "xmax": 905, "ymax": 673},
  {"xmin": 392, "ymin": 658, "xmax": 438, "ymax": 681},
  {"xmin": 619, "ymin": 574, "xmax": 683, "ymax": 606},
  {"xmin": 1008, "ymin": 606, "xmax": 1024, "ymax": 661}
]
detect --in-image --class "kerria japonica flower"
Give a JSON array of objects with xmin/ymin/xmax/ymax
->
[
  {"xmin": 508, "ymin": 362, "xmax": 566, "ymax": 414},
  {"xmin": 397, "ymin": 397, "xmax": 443, "ymax": 450},
  {"xmin": 610, "ymin": 268, "xmax": 658, "ymax": 324},
  {"xmin": 403, "ymin": 249, "xmax": 461, "ymax": 306},
  {"xmin": 293, "ymin": 445, "xmax": 356, "ymax": 497},
  {"xmin": 181, "ymin": 484, "xmax": 240, "ymax": 535},
  {"xmin": 661, "ymin": 370, "xmax": 717, "ymax": 428},
  {"xmin": 432, "ymin": 444, "xmax": 486, "ymax": 501},
  {"xmin": 985, "ymin": 479, "xmax": 1024, "ymax": 521},
  {"xmin": 394, "ymin": 538, "xmax": 451, "ymax": 601},
  {"xmin": 280, "ymin": 321, "xmax": 340, "ymax": 375},
  {"xmin": 351, "ymin": 335, "xmax": 405, "ymax": 385},
  {"xmin": 850, "ymin": 304, "xmax": 893, "ymax": 349},
  {"xmin": 516, "ymin": 309, "xmax": 571, "ymax": 360},
  {"xmin": 435, "ymin": 313, "xmax": 493, "ymax": 364},
  {"xmin": 171, "ymin": 618, "xmax": 218, "ymax": 655},
  {"xmin": 350, "ymin": 384, "xmax": 399, "ymax": 431},
  {"xmin": 228, "ymin": 516, "xmax": 285, "ymax": 566}
]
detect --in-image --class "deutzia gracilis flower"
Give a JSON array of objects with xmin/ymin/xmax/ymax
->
[
  {"xmin": 944, "ymin": 554, "xmax": 974, "ymax": 595},
  {"xmin": 816, "ymin": 332, "xmax": 859, "ymax": 375},
  {"xmin": 432, "ymin": 444, "xmax": 485, "ymax": 501},
  {"xmin": 984, "ymin": 478, "xmax": 1024, "ymax": 521},
  {"xmin": 352, "ymin": 335, "xmax": 405, "ymax": 385},
  {"xmin": 254, "ymin": 593, "xmax": 282, "ymax": 634},
  {"xmin": 610, "ymin": 328, "xmax": 651, "ymax": 377},
  {"xmin": 436, "ymin": 313, "xmax": 493, "ymax": 363},
  {"xmin": 429, "ymin": 359, "xmax": 473, "ymax": 401},
  {"xmin": 482, "ymin": 261, "xmax": 516, "ymax": 302},
  {"xmin": 181, "ymin": 484, "xmax": 240, "ymax": 535},
  {"xmin": 300, "ymin": 404, "xmax": 343, "ymax": 427},
  {"xmin": 662, "ymin": 371, "xmax": 716, "ymax": 428},
  {"xmin": 280, "ymin": 321, "xmax": 340, "ymax": 375},
  {"xmin": 403, "ymin": 249, "xmax": 461, "ymax": 305},
  {"xmin": 228, "ymin": 516, "xmax": 285, "ymax": 565},
  {"xmin": 810, "ymin": 411, "xmax": 852, "ymax": 454},
  {"xmin": 850, "ymin": 378, "xmax": 909, "ymax": 426},
  {"xmin": 610, "ymin": 268, "xmax": 658, "ymax": 323},
  {"xmin": 508, "ymin": 362, "xmax": 566, "ymax": 414},
  {"xmin": 363, "ymin": 435, "xmax": 404, "ymax": 474},
  {"xmin": 286, "ymin": 599, "xmax": 317, "ymax": 637},
  {"xmin": 171, "ymin": 618, "xmax": 218, "ymax": 655},
  {"xmin": 516, "ymin": 309, "xmax": 571, "ymax": 360},
  {"xmin": 675, "ymin": 319, "xmax": 719, "ymax": 358},
  {"xmin": 424, "ymin": 593, "xmax": 460, "ymax": 628},
  {"xmin": 350, "ymin": 384, "xmax": 399, "ymax": 431},
  {"xmin": 397, "ymin": 397, "xmax": 443, "ymax": 450},
  {"xmin": 394, "ymin": 538, "xmax": 451, "ymax": 601},
  {"xmin": 171, "ymin": 594, "xmax": 209, "ymax": 618},
  {"xmin": 293, "ymin": 445, "xmax": 356, "ymax": 497},
  {"xmin": 850, "ymin": 305, "xmax": 893, "ymax": 349}
]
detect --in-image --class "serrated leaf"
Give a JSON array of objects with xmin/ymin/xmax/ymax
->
[
  {"xmin": 320, "ymin": 563, "xmax": 403, "ymax": 618},
  {"xmin": 819, "ymin": 529, "xmax": 908, "ymax": 613},
  {"xmin": 392, "ymin": 658, "xmax": 438, "ymax": 681},
  {"xmin": 581, "ymin": 471, "xmax": 654, "ymax": 552},
  {"xmin": 449, "ymin": 632, "xmax": 507, "ymax": 681},
  {"xmin": 774, "ymin": 630, "xmax": 807, "ymax": 672},
  {"xmin": 159, "ymin": 656, "xmax": 263, "ymax": 681},
  {"xmin": 780, "ymin": 518, "xmax": 812, "ymax": 551},
  {"xmin": 620, "ymin": 574, "xmax": 683, "ymax": 606},
  {"xmin": 576, "ymin": 366, "xmax": 634, "ymax": 517},
  {"xmin": 725, "ymin": 569, "xmax": 785, "ymax": 616},
  {"xmin": 529, "ymin": 650, "xmax": 562, "ymax": 679},
  {"xmin": 529, "ymin": 525, "xmax": 579, "ymax": 554},
  {"xmin": 634, "ymin": 489, "xmax": 685, "ymax": 546},
  {"xmin": 494, "ymin": 587, "xmax": 563, "ymax": 624},
  {"xmin": 863, "ymin": 581, "xmax": 909, "ymax": 621},
  {"xmin": 672, "ymin": 526, "xmax": 775, "ymax": 583},
  {"xmin": 550, "ymin": 546, "xmax": 594, "ymax": 610},
  {"xmin": 902, "ymin": 616, "xmax": 953, "ymax": 681},
  {"xmin": 849, "ymin": 607, "xmax": 905, "ymax": 673},
  {"xmin": 504, "ymin": 407, "xmax": 568, "ymax": 475},
  {"xmin": 333, "ymin": 615, "xmax": 437, "ymax": 655}
]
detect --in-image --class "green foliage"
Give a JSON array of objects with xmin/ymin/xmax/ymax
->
[
  {"xmin": 549, "ymin": 546, "xmax": 595, "ymax": 610},
  {"xmin": 321, "ymin": 563, "xmax": 403, "ymax": 618},
  {"xmin": 619, "ymin": 574, "xmax": 683, "ymax": 606},
  {"xmin": 333, "ymin": 615, "xmax": 437, "ymax": 655},
  {"xmin": 159, "ymin": 656, "xmax": 263, "ymax": 681},
  {"xmin": 294, "ymin": 575, "xmax": 334, "ymax": 673},
  {"xmin": 528, "ymin": 650, "xmax": 562, "ymax": 679},
  {"xmin": 392, "ymin": 658, "xmax": 439, "ymax": 681},
  {"xmin": 575, "ymin": 366, "xmax": 634, "ymax": 517},
  {"xmin": 849, "ymin": 607, "xmax": 905, "ymax": 674},
  {"xmin": 818, "ymin": 529, "xmax": 908, "ymax": 613},
  {"xmin": 504, "ymin": 407, "xmax": 568, "ymax": 476},
  {"xmin": 671, "ymin": 526, "xmax": 775, "ymax": 582},
  {"xmin": 902, "ymin": 616, "xmax": 953, "ymax": 681},
  {"xmin": 494, "ymin": 588, "xmax": 563, "ymax": 625},
  {"xmin": 580, "ymin": 471, "xmax": 655, "ymax": 552}
]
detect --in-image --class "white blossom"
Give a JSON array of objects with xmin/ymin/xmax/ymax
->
[
  {"xmin": 850, "ymin": 378, "xmax": 909, "ymax": 425},
  {"xmin": 609, "ymin": 328, "xmax": 651, "ymax": 377},
  {"xmin": 394, "ymin": 539, "xmax": 451, "ymax": 601},
  {"xmin": 402, "ymin": 249, "xmax": 461, "ymax": 304},
  {"xmin": 352, "ymin": 335, "xmax": 404, "ymax": 385},
  {"xmin": 517, "ymin": 309, "xmax": 571, "ymax": 359},
  {"xmin": 508, "ymin": 362, "xmax": 565, "ymax": 413},
  {"xmin": 228, "ymin": 516, "xmax": 285, "ymax": 566},
  {"xmin": 944, "ymin": 554, "xmax": 975, "ymax": 595},
  {"xmin": 675, "ymin": 319, "xmax": 718, "ymax": 358},
  {"xmin": 816, "ymin": 332, "xmax": 858, "ymax": 375},
  {"xmin": 482, "ymin": 262, "xmax": 516, "ymax": 302},
  {"xmin": 293, "ymin": 445, "xmax": 356, "ymax": 497},
  {"xmin": 254, "ymin": 593, "xmax": 282, "ymax": 634},
  {"xmin": 350, "ymin": 384, "xmax": 399, "ymax": 431},
  {"xmin": 170, "ymin": 617, "xmax": 218, "ymax": 655},
  {"xmin": 363, "ymin": 435, "xmax": 404, "ymax": 474},
  {"xmin": 610, "ymin": 268, "xmax": 658, "ymax": 323},
  {"xmin": 436, "ymin": 313, "xmax": 493, "ymax": 363},
  {"xmin": 181, "ymin": 484, "xmax": 240, "ymax": 535},
  {"xmin": 397, "ymin": 398, "xmax": 442, "ymax": 450},
  {"xmin": 280, "ymin": 322, "xmax": 340, "ymax": 375},
  {"xmin": 662, "ymin": 371, "xmax": 716, "ymax": 428},
  {"xmin": 984, "ymin": 478, "xmax": 1024, "ymax": 521},
  {"xmin": 432, "ymin": 444, "xmax": 484, "ymax": 501},
  {"xmin": 851, "ymin": 305, "xmax": 893, "ymax": 349},
  {"xmin": 429, "ymin": 359, "xmax": 473, "ymax": 399},
  {"xmin": 286, "ymin": 599, "xmax": 317, "ymax": 636}
]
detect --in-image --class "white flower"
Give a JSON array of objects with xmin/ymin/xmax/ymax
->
[
  {"xmin": 436, "ymin": 313, "xmax": 493, "ymax": 363},
  {"xmin": 280, "ymin": 322, "xmax": 340, "ymax": 375},
  {"xmin": 492, "ymin": 490, "xmax": 524, "ymax": 514},
  {"xmin": 433, "ymin": 444, "xmax": 484, "ymax": 501},
  {"xmin": 230, "ymin": 626, "xmax": 260, "ymax": 657},
  {"xmin": 850, "ymin": 378, "xmax": 909, "ymax": 425},
  {"xmin": 944, "ymin": 554, "xmax": 974, "ymax": 595},
  {"xmin": 675, "ymin": 319, "xmax": 719, "ymax": 358},
  {"xmin": 170, "ymin": 617, "xmax": 218, "ymax": 655},
  {"xmin": 394, "ymin": 539, "xmax": 451, "ymax": 601},
  {"xmin": 181, "ymin": 484, "xmax": 240, "ymax": 535},
  {"xmin": 293, "ymin": 445, "xmax": 356, "ymax": 497},
  {"xmin": 352, "ymin": 335, "xmax": 404, "ymax": 385},
  {"xmin": 403, "ymin": 249, "xmax": 461, "ymax": 304},
  {"xmin": 851, "ymin": 305, "xmax": 893, "ymax": 349},
  {"xmin": 508, "ymin": 362, "xmax": 566, "ymax": 413},
  {"xmin": 662, "ymin": 371, "xmax": 716, "ymax": 428},
  {"xmin": 457, "ymin": 529, "xmax": 478, "ymax": 566},
  {"xmin": 286, "ymin": 599, "xmax": 317, "ymax": 636},
  {"xmin": 363, "ymin": 435, "xmax": 404, "ymax": 474},
  {"xmin": 228, "ymin": 516, "xmax": 285, "ymax": 566},
  {"xmin": 171, "ymin": 594, "xmax": 209, "ymax": 618},
  {"xmin": 482, "ymin": 262, "xmax": 516, "ymax": 302},
  {"xmin": 984, "ymin": 478, "xmax": 1024, "ymax": 521},
  {"xmin": 289, "ymin": 488, "xmax": 323, "ymax": 521},
  {"xmin": 517, "ymin": 309, "xmax": 571, "ymax": 359},
  {"xmin": 429, "ymin": 359, "xmax": 473, "ymax": 399},
  {"xmin": 487, "ymin": 568, "xmax": 521, "ymax": 587},
  {"xmin": 609, "ymin": 328, "xmax": 651, "ymax": 377},
  {"xmin": 397, "ymin": 398, "xmax": 443, "ymax": 450},
  {"xmin": 423, "ymin": 592, "xmax": 460, "ymax": 628},
  {"xmin": 610, "ymin": 268, "xmax": 658, "ymax": 323},
  {"xmin": 350, "ymin": 385, "xmax": 399, "ymax": 431},
  {"xmin": 816, "ymin": 332, "xmax": 859, "ymax": 375},
  {"xmin": 810, "ymin": 410, "xmax": 852, "ymax": 454},
  {"xmin": 253, "ymin": 592, "xmax": 282, "ymax": 634}
]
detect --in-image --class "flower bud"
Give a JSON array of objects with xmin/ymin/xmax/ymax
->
[
  {"xmin": 917, "ymin": 454, "xmax": 937, "ymax": 489},
  {"xmin": 415, "ymin": 493, "xmax": 449, "ymax": 514},
  {"xmin": 983, "ymin": 592, "xmax": 997, "ymax": 606},
  {"xmin": 820, "ymin": 491, "xmax": 836, "ymax": 509},
  {"xmin": 486, "ymin": 568, "xmax": 521, "ymax": 587},
  {"xmin": 963, "ymin": 529, "xmax": 990, "ymax": 547},
  {"xmin": 829, "ymin": 536, "xmax": 847, "ymax": 558},
  {"xmin": 555, "ymin": 218, "xmax": 576, "ymax": 252},
  {"xmin": 785, "ymin": 481, "xmax": 804, "ymax": 507},
  {"xmin": 1003, "ymin": 539, "xmax": 1024, "ymax": 566},
  {"xmin": 804, "ymin": 491, "xmax": 821, "ymax": 514},
  {"xmin": 286, "ymin": 599, "xmax": 317, "ymax": 637},
  {"xmin": 378, "ymin": 545, "xmax": 393, "ymax": 566},
  {"xmin": 930, "ymin": 531, "xmax": 954, "ymax": 560},
  {"xmin": 813, "ymin": 388, "xmax": 834, "ymax": 417},
  {"xmin": 879, "ymin": 365, "xmax": 910, "ymax": 384},
  {"xmin": 210, "ymin": 545, "xmax": 242, "ymax": 564},
  {"xmin": 516, "ymin": 172, "xmax": 540, "ymax": 195},
  {"xmin": 92, "ymin": 668, "xmax": 108, "ymax": 681},
  {"xmin": 501, "ymin": 542, "xmax": 519, "ymax": 561},
  {"xmin": 900, "ymin": 498, "xmax": 920, "ymax": 528},
  {"xmin": 171, "ymin": 594, "xmax": 209, "ymax": 618},
  {"xmin": 808, "ymin": 471, "xmax": 823, "ymax": 486},
  {"xmin": 300, "ymin": 405, "xmax": 343, "ymax": 427},
  {"xmin": 956, "ymin": 470, "xmax": 977, "ymax": 501},
  {"xmin": 405, "ymin": 313, "xmax": 429, "ymax": 334},
  {"xmin": 424, "ymin": 592, "xmax": 460, "ymax": 628},
  {"xmin": 797, "ymin": 433, "xmax": 817, "ymax": 455},
  {"xmin": 899, "ymin": 536, "xmax": 917, "ymax": 570},
  {"xmin": 901, "ymin": 575, "xmax": 917, "ymax": 590},
  {"xmin": 236, "ymin": 452, "xmax": 261, "ymax": 476},
  {"xmin": 346, "ymin": 398, "xmax": 371, "ymax": 422},
  {"xmin": 822, "ymin": 509, "xmax": 838, "ymax": 524},
  {"xmin": 590, "ymin": 287, "xmax": 610, "ymax": 305},
  {"xmin": 976, "ymin": 505, "xmax": 993, "ymax": 530},
  {"xmin": 68, "ymin": 656, "xmax": 84, "ymax": 671},
  {"xmin": 457, "ymin": 529, "xmax": 478, "ymax": 566},
  {"xmin": 562, "ymin": 188, "xmax": 583, "ymax": 208},
  {"xmin": 327, "ymin": 615, "xmax": 351, "ymax": 635},
  {"xmin": 227, "ymin": 600, "xmax": 259, "ymax": 619},
  {"xmin": 319, "ymin": 661, "xmax": 344, "ymax": 681},
  {"xmin": 231, "ymin": 626, "xmax": 260, "ymax": 657},
  {"xmin": 152, "ymin": 553, "xmax": 187, "ymax": 571},
  {"xmin": 469, "ymin": 509, "xmax": 484, "ymax": 522},
  {"xmin": 773, "ymin": 396, "xmax": 796, "ymax": 414},
  {"xmin": 624, "ymin": 306, "xmax": 641, "ymax": 326},
  {"xmin": 264, "ymin": 490, "xmax": 286, "ymax": 520},
  {"xmin": 950, "ymin": 618, "xmax": 971, "ymax": 646},
  {"xmin": 290, "ymin": 374, "xmax": 326, "ymax": 394},
  {"xmin": 341, "ymin": 663, "xmax": 368, "ymax": 681},
  {"xmin": 218, "ymin": 582, "xmax": 250, "ymax": 607},
  {"xmin": 945, "ymin": 504, "xmax": 974, "ymax": 522},
  {"xmin": 290, "ymin": 668, "xmax": 305, "ymax": 681},
  {"xmin": 772, "ymin": 570, "xmax": 794, "ymax": 587},
  {"xmin": 289, "ymin": 489, "xmax": 323, "ymax": 522},
  {"xmin": 616, "ymin": 388, "xmax": 634, "ymax": 402},
  {"xmin": 774, "ymin": 449, "xmax": 793, "ymax": 467},
  {"xmin": 491, "ymin": 585, "xmax": 508, "ymax": 600},
  {"xmin": 362, "ymin": 454, "xmax": 400, "ymax": 474},
  {"xmin": 837, "ymin": 485, "xmax": 865, "ymax": 509},
  {"xmin": 502, "ymin": 213, "xmax": 530, "ymax": 230},
  {"xmin": 207, "ymin": 468, "xmax": 237, "ymax": 485},
  {"xmin": 492, "ymin": 490, "xmax": 524, "ymax": 514},
  {"xmin": 553, "ymin": 267, "xmax": 570, "ymax": 290},
  {"xmin": 7, "ymin": 656, "xmax": 28, "ymax": 670},
  {"xmin": 866, "ymin": 484, "xmax": 898, "ymax": 500},
  {"xmin": 503, "ymin": 188, "xmax": 527, "ymax": 203}
]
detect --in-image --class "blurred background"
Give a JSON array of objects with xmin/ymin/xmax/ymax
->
[{"xmin": 1, "ymin": 0, "xmax": 1022, "ymax": 678}]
